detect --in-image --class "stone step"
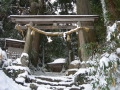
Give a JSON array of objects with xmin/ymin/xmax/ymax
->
[
  {"xmin": 36, "ymin": 78, "xmax": 74, "ymax": 87},
  {"xmin": 74, "ymin": 67, "xmax": 96, "ymax": 76},
  {"xmin": 28, "ymin": 65, "xmax": 95, "ymax": 89},
  {"xmin": 35, "ymin": 76, "xmax": 73, "ymax": 83},
  {"xmin": 66, "ymin": 69, "xmax": 78, "ymax": 75},
  {"xmin": 28, "ymin": 75, "xmax": 75, "ymax": 87},
  {"xmin": 30, "ymin": 83, "xmax": 82, "ymax": 90}
]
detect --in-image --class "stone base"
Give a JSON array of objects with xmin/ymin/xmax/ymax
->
[{"xmin": 66, "ymin": 69, "xmax": 78, "ymax": 75}]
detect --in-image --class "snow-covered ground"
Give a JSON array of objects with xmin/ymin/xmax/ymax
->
[{"xmin": 0, "ymin": 70, "xmax": 30, "ymax": 90}]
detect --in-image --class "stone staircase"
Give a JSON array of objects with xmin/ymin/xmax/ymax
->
[
  {"xmin": 26, "ymin": 59, "xmax": 94, "ymax": 90},
  {"xmin": 27, "ymin": 60, "xmax": 96, "ymax": 90},
  {"xmin": 4, "ymin": 59, "xmax": 94, "ymax": 90},
  {"xmin": 29, "ymin": 75, "xmax": 82, "ymax": 90}
]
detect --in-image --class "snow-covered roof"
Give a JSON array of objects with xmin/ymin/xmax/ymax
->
[
  {"xmin": 0, "ymin": 38, "xmax": 25, "ymax": 43},
  {"xmin": 5, "ymin": 38, "xmax": 25, "ymax": 43},
  {"xmin": 4, "ymin": 38, "xmax": 25, "ymax": 48},
  {"xmin": 48, "ymin": 58, "xmax": 66, "ymax": 64}
]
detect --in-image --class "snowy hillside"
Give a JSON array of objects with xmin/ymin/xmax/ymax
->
[{"xmin": 0, "ymin": 70, "xmax": 30, "ymax": 90}]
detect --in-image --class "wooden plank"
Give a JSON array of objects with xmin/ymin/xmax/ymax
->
[
  {"xmin": 10, "ymin": 15, "xmax": 99, "ymax": 18},
  {"xmin": 13, "ymin": 18, "xmax": 95, "ymax": 24},
  {"xmin": 16, "ymin": 21, "xmax": 77, "ymax": 24},
  {"xmin": 19, "ymin": 25, "xmax": 94, "ymax": 30},
  {"xmin": 20, "ymin": 26, "xmax": 77, "ymax": 30},
  {"xmin": 10, "ymin": 15, "xmax": 99, "ymax": 24},
  {"xmin": 15, "ymin": 18, "xmax": 95, "ymax": 22}
]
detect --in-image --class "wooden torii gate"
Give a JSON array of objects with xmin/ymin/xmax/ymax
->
[{"xmin": 10, "ymin": 15, "xmax": 99, "ymax": 63}]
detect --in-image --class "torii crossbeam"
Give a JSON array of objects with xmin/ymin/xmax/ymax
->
[{"xmin": 10, "ymin": 15, "xmax": 99, "ymax": 29}]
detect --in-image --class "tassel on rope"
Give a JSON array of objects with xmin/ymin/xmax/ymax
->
[
  {"xmin": 67, "ymin": 35, "xmax": 71, "ymax": 41},
  {"xmin": 47, "ymin": 36, "xmax": 53, "ymax": 43},
  {"xmin": 15, "ymin": 24, "xmax": 25, "ymax": 37},
  {"xmin": 84, "ymin": 27, "xmax": 90, "ymax": 32},
  {"xmin": 31, "ymin": 30, "xmax": 35, "ymax": 36},
  {"xmin": 63, "ymin": 32, "xmax": 67, "ymax": 40}
]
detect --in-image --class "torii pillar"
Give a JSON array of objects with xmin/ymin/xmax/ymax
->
[{"xmin": 23, "ymin": 22, "xmax": 33, "ymax": 54}]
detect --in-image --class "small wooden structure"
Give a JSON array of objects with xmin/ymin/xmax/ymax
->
[
  {"xmin": 0, "ymin": 38, "xmax": 25, "ymax": 59},
  {"xmin": 47, "ymin": 58, "xmax": 66, "ymax": 72},
  {"xmin": 6, "ymin": 39, "xmax": 25, "ymax": 59}
]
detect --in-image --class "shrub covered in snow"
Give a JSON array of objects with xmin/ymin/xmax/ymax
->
[
  {"xmin": 89, "ymin": 22, "xmax": 120, "ymax": 89},
  {"xmin": 0, "ymin": 47, "xmax": 8, "ymax": 67},
  {"xmin": 3, "ymin": 53, "xmax": 31, "ymax": 86},
  {"xmin": 74, "ymin": 22, "xmax": 120, "ymax": 90}
]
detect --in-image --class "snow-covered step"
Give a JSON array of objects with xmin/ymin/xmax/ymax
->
[
  {"xmin": 35, "ymin": 76, "xmax": 74, "ymax": 87},
  {"xmin": 74, "ymin": 67, "xmax": 96, "ymax": 76},
  {"xmin": 66, "ymin": 69, "xmax": 78, "ymax": 75},
  {"xmin": 36, "ymin": 79, "xmax": 73, "ymax": 87},
  {"xmin": 30, "ymin": 83, "xmax": 82, "ymax": 90},
  {"xmin": 28, "ymin": 75, "xmax": 75, "ymax": 87},
  {"xmin": 35, "ymin": 76, "xmax": 73, "ymax": 82},
  {"xmin": 73, "ymin": 67, "xmax": 96, "ymax": 85}
]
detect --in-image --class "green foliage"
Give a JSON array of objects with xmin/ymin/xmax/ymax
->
[
  {"xmin": 40, "ymin": 35, "xmax": 68, "ymax": 63},
  {"xmin": 105, "ymin": 0, "xmax": 120, "ymax": 22},
  {"xmin": 53, "ymin": 0, "xmax": 76, "ymax": 15},
  {"xmin": 90, "ymin": 0, "xmax": 106, "ymax": 43},
  {"xmin": 0, "ymin": 0, "xmax": 12, "ymax": 14},
  {"xmin": 89, "ymin": 22, "xmax": 120, "ymax": 90},
  {"xmin": 0, "ymin": 0, "xmax": 23, "ymax": 39},
  {"xmin": 114, "ymin": 0, "xmax": 120, "ymax": 17},
  {"xmin": 79, "ymin": 42, "xmax": 98, "ymax": 57}
]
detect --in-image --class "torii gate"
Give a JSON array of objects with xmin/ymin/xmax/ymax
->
[{"xmin": 10, "ymin": 15, "xmax": 99, "ymax": 64}]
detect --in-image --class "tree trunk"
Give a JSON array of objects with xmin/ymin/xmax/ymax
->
[
  {"xmin": 77, "ymin": 0, "xmax": 96, "ymax": 61},
  {"xmin": 77, "ymin": 0, "xmax": 91, "ymax": 15},
  {"xmin": 107, "ymin": 0, "xmax": 119, "ymax": 22}
]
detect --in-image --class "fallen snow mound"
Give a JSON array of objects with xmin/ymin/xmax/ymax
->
[
  {"xmin": 49, "ymin": 58, "xmax": 66, "ymax": 64},
  {"xmin": 0, "ymin": 70, "xmax": 30, "ymax": 90}
]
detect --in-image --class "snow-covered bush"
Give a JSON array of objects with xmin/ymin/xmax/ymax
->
[
  {"xmin": 3, "ymin": 53, "xmax": 31, "ymax": 85},
  {"xmin": 0, "ymin": 48, "xmax": 7, "ymax": 60},
  {"xmin": 74, "ymin": 22, "xmax": 120, "ymax": 90},
  {"xmin": 0, "ymin": 47, "xmax": 8, "ymax": 67},
  {"xmin": 2, "ymin": 59, "xmax": 12, "ymax": 68},
  {"xmin": 89, "ymin": 22, "xmax": 120, "ymax": 89}
]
